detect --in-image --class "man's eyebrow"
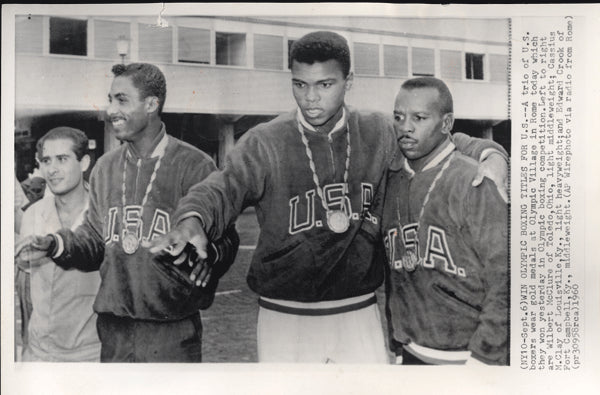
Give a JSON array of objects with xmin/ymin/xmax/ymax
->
[
  {"xmin": 292, "ymin": 78, "xmax": 336, "ymax": 84},
  {"xmin": 108, "ymin": 92, "xmax": 127, "ymax": 99},
  {"xmin": 310, "ymin": 78, "xmax": 337, "ymax": 84}
]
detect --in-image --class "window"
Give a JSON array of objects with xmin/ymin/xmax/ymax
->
[
  {"xmin": 383, "ymin": 45, "xmax": 408, "ymax": 77},
  {"xmin": 466, "ymin": 53, "xmax": 484, "ymax": 80},
  {"xmin": 139, "ymin": 23, "xmax": 173, "ymax": 63},
  {"xmin": 216, "ymin": 32, "xmax": 246, "ymax": 66},
  {"xmin": 178, "ymin": 27, "xmax": 210, "ymax": 64},
  {"xmin": 287, "ymin": 39, "xmax": 296, "ymax": 69},
  {"xmin": 94, "ymin": 20, "xmax": 130, "ymax": 60},
  {"xmin": 489, "ymin": 54, "xmax": 508, "ymax": 83},
  {"xmin": 49, "ymin": 17, "xmax": 87, "ymax": 56},
  {"xmin": 412, "ymin": 47, "xmax": 434, "ymax": 77},
  {"xmin": 254, "ymin": 34, "xmax": 283, "ymax": 70},
  {"xmin": 16, "ymin": 15, "xmax": 43, "ymax": 54},
  {"xmin": 353, "ymin": 42, "xmax": 379, "ymax": 76},
  {"xmin": 440, "ymin": 50, "xmax": 462, "ymax": 80}
]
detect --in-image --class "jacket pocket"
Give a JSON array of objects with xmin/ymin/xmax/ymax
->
[
  {"xmin": 249, "ymin": 239, "xmax": 315, "ymax": 296},
  {"xmin": 149, "ymin": 258, "xmax": 194, "ymax": 300},
  {"xmin": 431, "ymin": 282, "xmax": 481, "ymax": 318}
]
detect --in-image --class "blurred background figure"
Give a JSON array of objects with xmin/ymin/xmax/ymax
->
[{"xmin": 20, "ymin": 168, "xmax": 47, "ymax": 210}]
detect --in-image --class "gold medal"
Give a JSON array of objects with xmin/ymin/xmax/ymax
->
[
  {"xmin": 296, "ymin": 115, "xmax": 354, "ymax": 234},
  {"xmin": 327, "ymin": 210, "xmax": 350, "ymax": 233},
  {"xmin": 396, "ymin": 152, "xmax": 455, "ymax": 274},
  {"xmin": 121, "ymin": 141, "xmax": 166, "ymax": 256},
  {"xmin": 122, "ymin": 232, "xmax": 139, "ymax": 254},
  {"xmin": 402, "ymin": 250, "xmax": 420, "ymax": 272}
]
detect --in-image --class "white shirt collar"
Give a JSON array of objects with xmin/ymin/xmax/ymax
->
[
  {"xmin": 403, "ymin": 140, "xmax": 456, "ymax": 174},
  {"xmin": 40, "ymin": 191, "xmax": 89, "ymax": 229},
  {"xmin": 296, "ymin": 107, "xmax": 347, "ymax": 135}
]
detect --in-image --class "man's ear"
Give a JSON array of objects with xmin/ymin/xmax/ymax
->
[
  {"xmin": 80, "ymin": 154, "xmax": 91, "ymax": 173},
  {"xmin": 145, "ymin": 96, "xmax": 160, "ymax": 114},
  {"xmin": 344, "ymin": 72, "xmax": 354, "ymax": 92},
  {"xmin": 441, "ymin": 112, "xmax": 455, "ymax": 135}
]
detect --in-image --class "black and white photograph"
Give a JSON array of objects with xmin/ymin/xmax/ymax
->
[{"xmin": 2, "ymin": 3, "xmax": 599, "ymax": 395}]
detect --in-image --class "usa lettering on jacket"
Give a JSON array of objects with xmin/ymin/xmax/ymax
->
[
  {"xmin": 288, "ymin": 182, "xmax": 376, "ymax": 234},
  {"xmin": 384, "ymin": 222, "xmax": 467, "ymax": 277},
  {"xmin": 104, "ymin": 205, "xmax": 171, "ymax": 244}
]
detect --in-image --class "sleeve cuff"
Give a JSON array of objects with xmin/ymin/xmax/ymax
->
[
  {"xmin": 52, "ymin": 233, "xmax": 64, "ymax": 259},
  {"xmin": 480, "ymin": 148, "xmax": 508, "ymax": 163}
]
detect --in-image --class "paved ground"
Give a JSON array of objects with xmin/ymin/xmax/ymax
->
[{"xmin": 15, "ymin": 208, "xmax": 391, "ymax": 363}]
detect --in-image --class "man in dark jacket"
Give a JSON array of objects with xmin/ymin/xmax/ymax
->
[{"xmin": 15, "ymin": 63, "xmax": 239, "ymax": 362}]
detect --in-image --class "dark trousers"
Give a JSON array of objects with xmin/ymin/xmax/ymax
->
[{"xmin": 96, "ymin": 313, "xmax": 203, "ymax": 362}]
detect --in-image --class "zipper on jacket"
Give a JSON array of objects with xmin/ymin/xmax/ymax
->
[
  {"xmin": 407, "ymin": 173, "xmax": 414, "ymax": 224},
  {"xmin": 327, "ymin": 134, "xmax": 336, "ymax": 179},
  {"xmin": 134, "ymin": 159, "xmax": 142, "ymax": 202}
]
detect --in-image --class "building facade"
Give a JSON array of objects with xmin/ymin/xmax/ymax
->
[{"xmin": 14, "ymin": 15, "xmax": 510, "ymax": 180}]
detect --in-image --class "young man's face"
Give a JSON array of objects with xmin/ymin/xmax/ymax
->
[
  {"xmin": 38, "ymin": 138, "xmax": 86, "ymax": 196},
  {"xmin": 394, "ymin": 87, "xmax": 452, "ymax": 162},
  {"xmin": 107, "ymin": 75, "xmax": 153, "ymax": 142},
  {"xmin": 291, "ymin": 59, "xmax": 352, "ymax": 127}
]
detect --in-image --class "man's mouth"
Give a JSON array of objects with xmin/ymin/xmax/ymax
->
[
  {"xmin": 48, "ymin": 177, "xmax": 63, "ymax": 184},
  {"xmin": 305, "ymin": 108, "xmax": 323, "ymax": 118},
  {"xmin": 111, "ymin": 118, "xmax": 126, "ymax": 127},
  {"xmin": 399, "ymin": 137, "xmax": 418, "ymax": 148}
]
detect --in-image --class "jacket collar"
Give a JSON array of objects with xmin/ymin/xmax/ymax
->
[
  {"xmin": 126, "ymin": 123, "xmax": 169, "ymax": 160},
  {"xmin": 403, "ymin": 140, "xmax": 456, "ymax": 176},
  {"xmin": 296, "ymin": 107, "xmax": 347, "ymax": 136}
]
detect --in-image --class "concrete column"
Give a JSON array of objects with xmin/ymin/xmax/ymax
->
[
  {"xmin": 482, "ymin": 126, "xmax": 494, "ymax": 140},
  {"xmin": 218, "ymin": 122, "xmax": 235, "ymax": 169}
]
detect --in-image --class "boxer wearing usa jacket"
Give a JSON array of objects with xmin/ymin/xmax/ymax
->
[
  {"xmin": 381, "ymin": 77, "xmax": 508, "ymax": 365},
  {"xmin": 15, "ymin": 63, "xmax": 239, "ymax": 362},
  {"xmin": 149, "ymin": 31, "xmax": 508, "ymax": 363}
]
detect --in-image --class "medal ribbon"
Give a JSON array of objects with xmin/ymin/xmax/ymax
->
[
  {"xmin": 296, "ymin": 119, "xmax": 351, "ymax": 213},
  {"xmin": 121, "ymin": 146, "xmax": 165, "ymax": 237},
  {"xmin": 400, "ymin": 152, "xmax": 455, "ymax": 258}
]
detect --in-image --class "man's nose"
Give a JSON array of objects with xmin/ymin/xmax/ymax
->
[
  {"xmin": 396, "ymin": 118, "xmax": 413, "ymax": 135},
  {"xmin": 306, "ymin": 86, "xmax": 319, "ymax": 102},
  {"xmin": 106, "ymin": 101, "xmax": 118, "ymax": 117},
  {"xmin": 48, "ymin": 160, "xmax": 59, "ymax": 172},
  {"xmin": 42, "ymin": 161, "xmax": 58, "ymax": 176}
]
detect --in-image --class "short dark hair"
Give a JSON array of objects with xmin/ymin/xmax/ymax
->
[
  {"xmin": 111, "ymin": 63, "xmax": 167, "ymax": 114},
  {"xmin": 401, "ymin": 77, "xmax": 454, "ymax": 114},
  {"xmin": 36, "ymin": 127, "xmax": 89, "ymax": 161},
  {"xmin": 290, "ymin": 31, "xmax": 351, "ymax": 78}
]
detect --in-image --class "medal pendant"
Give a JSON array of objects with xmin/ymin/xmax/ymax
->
[
  {"xmin": 327, "ymin": 210, "xmax": 350, "ymax": 233},
  {"xmin": 402, "ymin": 250, "xmax": 420, "ymax": 272},
  {"xmin": 122, "ymin": 232, "xmax": 139, "ymax": 255}
]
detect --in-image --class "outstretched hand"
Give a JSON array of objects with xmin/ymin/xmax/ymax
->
[
  {"xmin": 14, "ymin": 235, "xmax": 55, "ymax": 270},
  {"xmin": 472, "ymin": 152, "xmax": 509, "ymax": 203},
  {"xmin": 142, "ymin": 216, "xmax": 211, "ymax": 286}
]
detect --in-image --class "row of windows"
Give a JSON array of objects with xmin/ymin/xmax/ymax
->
[{"xmin": 17, "ymin": 16, "xmax": 508, "ymax": 82}]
